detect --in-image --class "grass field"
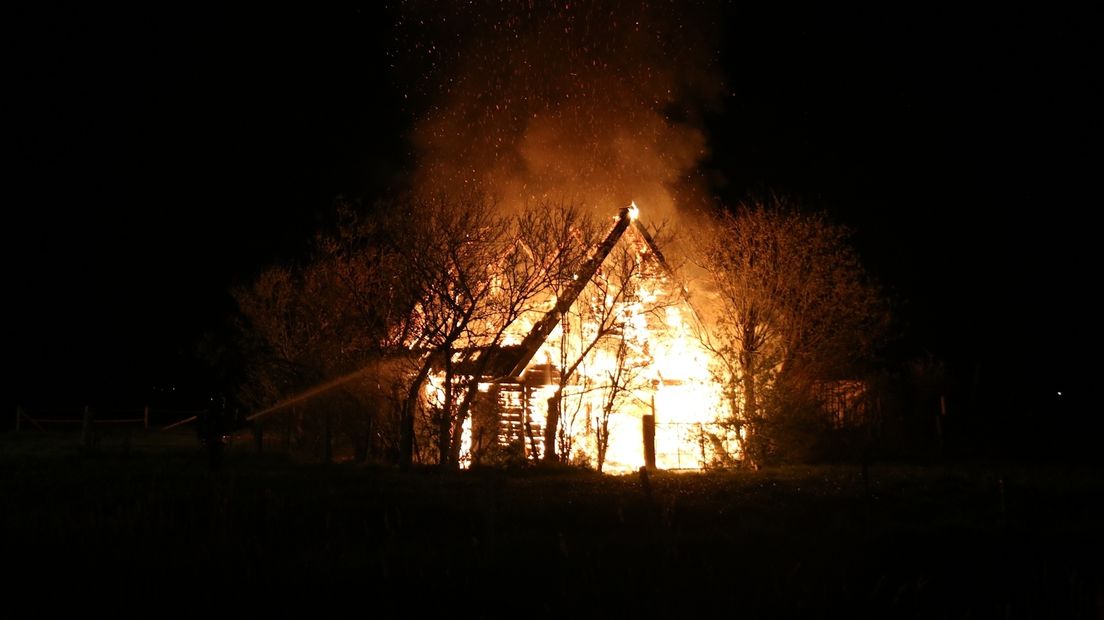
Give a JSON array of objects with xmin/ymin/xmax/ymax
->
[{"xmin": 2, "ymin": 431, "xmax": 1101, "ymax": 616}]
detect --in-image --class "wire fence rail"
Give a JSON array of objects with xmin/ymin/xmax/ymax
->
[
  {"xmin": 13, "ymin": 404, "xmax": 205, "ymax": 437},
  {"xmin": 9, "ymin": 403, "xmax": 365, "ymax": 464}
]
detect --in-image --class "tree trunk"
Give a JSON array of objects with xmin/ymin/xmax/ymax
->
[
  {"xmin": 741, "ymin": 364, "xmax": 758, "ymax": 423},
  {"xmin": 400, "ymin": 396, "xmax": 416, "ymax": 469},
  {"xmin": 642, "ymin": 413, "xmax": 656, "ymax": 470},
  {"xmin": 447, "ymin": 375, "xmax": 483, "ymax": 468},
  {"xmin": 740, "ymin": 317, "xmax": 760, "ymax": 466},
  {"xmin": 357, "ymin": 414, "xmax": 374, "ymax": 462},
  {"xmin": 740, "ymin": 321, "xmax": 758, "ymax": 422},
  {"xmin": 596, "ymin": 406, "xmax": 612, "ymax": 474},
  {"xmin": 400, "ymin": 360, "xmax": 434, "ymax": 470},
  {"xmin": 543, "ymin": 392, "xmax": 561, "ymax": 462},
  {"xmin": 438, "ymin": 353, "xmax": 453, "ymax": 468}
]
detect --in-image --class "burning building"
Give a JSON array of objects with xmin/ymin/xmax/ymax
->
[{"xmin": 421, "ymin": 204, "xmax": 739, "ymax": 473}]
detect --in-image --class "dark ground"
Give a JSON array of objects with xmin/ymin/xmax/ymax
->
[{"xmin": 2, "ymin": 431, "xmax": 1101, "ymax": 616}]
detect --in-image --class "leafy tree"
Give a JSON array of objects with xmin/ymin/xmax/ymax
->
[
  {"xmin": 232, "ymin": 199, "xmax": 418, "ymax": 462},
  {"xmin": 693, "ymin": 198, "xmax": 888, "ymax": 465}
]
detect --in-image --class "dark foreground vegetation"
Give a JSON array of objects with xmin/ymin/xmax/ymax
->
[{"xmin": 2, "ymin": 432, "xmax": 1101, "ymax": 617}]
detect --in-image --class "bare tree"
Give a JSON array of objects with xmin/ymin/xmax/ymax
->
[
  {"xmin": 374, "ymin": 194, "xmax": 595, "ymax": 469},
  {"xmin": 441, "ymin": 202, "xmax": 596, "ymax": 467},
  {"xmin": 593, "ymin": 327, "xmax": 653, "ymax": 473},
  {"xmin": 693, "ymin": 198, "xmax": 888, "ymax": 465},
  {"xmin": 545, "ymin": 218, "xmax": 682, "ymax": 464},
  {"xmin": 232, "ymin": 194, "xmax": 599, "ymax": 468},
  {"xmin": 378, "ymin": 192, "xmax": 505, "ymax": 467}
]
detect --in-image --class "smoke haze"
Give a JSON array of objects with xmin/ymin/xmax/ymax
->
[{"xmin": 392, "ymin": 1, "xmax": 723, "ymax": 221}]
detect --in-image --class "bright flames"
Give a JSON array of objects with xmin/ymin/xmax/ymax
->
[
  {"xmin": 430, "ymin": 203, "xmax": 737, "ymax": 472},
  {"xmin": 532, "ymin": 232, "xmax": 734, "ymax": 473}
]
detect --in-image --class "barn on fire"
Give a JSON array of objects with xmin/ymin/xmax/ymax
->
[{"xmin": 422, "ymin": 205, "xmax": 740, "ymax": 473}]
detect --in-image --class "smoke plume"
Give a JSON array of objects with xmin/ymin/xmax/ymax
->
[{"xmin": 392, "ymin": 0, "xmax": 723, "ymax": 221}]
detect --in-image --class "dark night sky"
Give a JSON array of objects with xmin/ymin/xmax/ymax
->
[{"xmin": 8, "ymin": 4, "xmax": 1096, "ymax": 416}]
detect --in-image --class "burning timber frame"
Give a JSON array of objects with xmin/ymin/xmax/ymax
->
[{"xmin": 435, "ymin": 205, "xmax": 738, "ymax": 471}]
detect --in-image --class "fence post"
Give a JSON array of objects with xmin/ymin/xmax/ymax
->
[
  {"xmin": 323, "ymin": 412, "xmax": 333, "ymax": 464},
  {"xmin": 15, "ymin": 405, "xmax": 22, "ymax": 433},
  {"xmin": 283, "ymin": 409, "xmax": 292, "ymax": 453},
  {"xmin": 252, "ymin": 422, "xmax": 263, "ymax": 453},
  {"xmin": 81, "ymin": 405, "xmax": 94, "ymax": 448},
  {"xmin": 143, "ymin": 405, "xmax": 150, "ymax": 430},
  {"xmin": 642, "ymin": 414, "xmax": 656, "ymax": 471},
  {"xmin": 936, "ymin": 394, "xmax": 947, "ymax": 453},
  {"xmin": 698, "ymin": 422, "xmax": 706, "ymax": 468}
]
